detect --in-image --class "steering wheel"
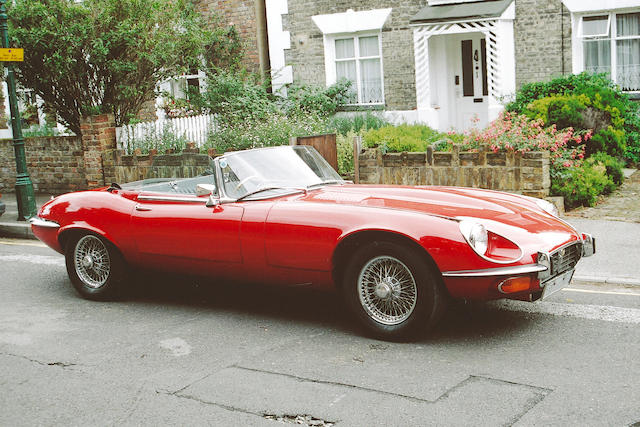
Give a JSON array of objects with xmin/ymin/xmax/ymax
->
[{"xmin": 235, "ymin": 175, "xmax": 262, "ymax": 191}]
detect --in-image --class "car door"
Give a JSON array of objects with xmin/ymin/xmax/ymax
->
[{"xmin": 131, "ymin": 193, "xmax": 244, "ymax": 276}]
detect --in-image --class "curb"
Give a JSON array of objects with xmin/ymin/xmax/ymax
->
[
  {"xmin": 573, "ymin": 275, "xmax": 640, "ymax": 287},
  {"xmin": 0, "ymin": 222, "xmax": 36, "ymax": 240}
]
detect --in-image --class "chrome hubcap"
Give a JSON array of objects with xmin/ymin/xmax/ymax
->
[
  {"xmin": 74, "ymin": 235, "xmax": 110, "ymax": 289},
  {"xmin": 358, "ymin": 256, "xmax": 418, "ymax": 325}
]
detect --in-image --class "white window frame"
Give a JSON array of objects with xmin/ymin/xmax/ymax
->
[
  {"xmin": 572, "ymin": 9, "xmax": 640, "ymax": 93},
  {"xmin": 312, "ymin": 8, "xmax": 391, "ymax": 107},
  {"xmin": 327, "ymin": 32, "xmax": 385, "ymax": 106}
]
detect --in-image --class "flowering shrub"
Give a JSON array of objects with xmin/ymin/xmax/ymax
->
[{"xmin": 163, "ymin": 97, "xmax": 201, "ymax": 118}]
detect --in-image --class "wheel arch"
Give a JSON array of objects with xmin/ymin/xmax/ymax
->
[
  {"xmin": 332, "ymin": 229, "xmax": 444, "ymax": 291},
  {"xmin": 58, "ymin": 225, "xmax": 119, "ymax": 255}
]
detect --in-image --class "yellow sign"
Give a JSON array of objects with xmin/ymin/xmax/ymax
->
[{"xmin": 0, "ymin": 48, "xmax": 24, "ymax": 62}]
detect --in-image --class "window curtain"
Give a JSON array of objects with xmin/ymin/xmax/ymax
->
[
  {"xmin": 617, "ymin": 13, "xmax": 640, "ymax": 90},
  {"xmin": 358, "ymin": 36, "xmax": 382, "ymax": 103},
  {"xmin": 583, "ymin": 40, "xmax": 611, "ymax": 75},
  {"xmin": 335, "ymin": 38, "xmax": 358, "ymax": 102}
]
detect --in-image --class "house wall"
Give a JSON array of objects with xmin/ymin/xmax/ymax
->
[
  {"xmin": 195, "ymin": 0, "xmax": 261, "ymax": 72},
  {"xmin": 514, "ymin": 0, "xmax": 572, "ymax": 88},
  {"xmin": 284, "ymin": 1, "xmax": 422, "ymax": 110},
  {"xmin": 359, "ymin": 146, "xmax": 551, "ymax": 198}
]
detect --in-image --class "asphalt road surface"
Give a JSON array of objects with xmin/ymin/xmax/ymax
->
[{"xmin": 1, "ymin": 238, "xmax": 639, "ymax": 426}]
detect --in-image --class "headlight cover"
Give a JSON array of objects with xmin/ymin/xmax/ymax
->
[
  {"xmin": 535, "ymin": 198, "xmax": 559, "ymax": 217},
  {"xmin": 459, "ymin": 220, "xmax": 488, "ymax": 257}
]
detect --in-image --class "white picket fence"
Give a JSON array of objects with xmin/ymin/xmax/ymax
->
[{"xmin": 116, "ymin": 114, "xmax": 216, "ymax": 153}]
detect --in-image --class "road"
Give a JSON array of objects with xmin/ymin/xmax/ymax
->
[{"xmin": 0, "ymin": 238, "xmax": 639, "ymax": 426}]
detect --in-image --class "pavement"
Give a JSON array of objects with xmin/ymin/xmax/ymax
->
[{"xmin": 1, "ymin": 173, "xmax": 639, "ymax": 287}]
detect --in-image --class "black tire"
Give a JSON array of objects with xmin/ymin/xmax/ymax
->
[
  {"xmin": 64, "ymin": 232, "xmax": 127, "ymax": 301},
  {"xmin": 341, "ymin": 241, "xmax": 447, "ymax": 341}
]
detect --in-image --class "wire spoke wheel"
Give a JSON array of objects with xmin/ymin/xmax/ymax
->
[
  {"xmin": 357, "ymin": 255, "xmax": 418, "ymax": 325},
  {"xmin": 73, "ymin": 235, "xmax": 111, "ymax": 289}
]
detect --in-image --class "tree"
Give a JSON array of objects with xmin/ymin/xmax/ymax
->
[{"xmin": 9, "ymin": 0, "xmax": 242, "ymax": 135}]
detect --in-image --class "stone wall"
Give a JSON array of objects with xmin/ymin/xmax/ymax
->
[
  {"xmin": 514, "ymin": 0, "xmax": 572, "ymax": 88},
  {"xmin": 359, "ymin": 146, "xmax": 550, "ymax": 198},
  {"xmin": 284, "ymin": 1, "xmax": 422, "ymax": 111},
  {"xmin": 102, "ymin": 149, "xmax": 212, "ymax": 184}
]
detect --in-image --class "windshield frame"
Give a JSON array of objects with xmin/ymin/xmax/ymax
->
[{"xmin": 214, "ymin": 146, "xmax": 346, "ymax": 202}]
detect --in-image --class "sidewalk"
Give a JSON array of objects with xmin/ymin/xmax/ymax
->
[
  {"xmin": 0, "ymin": 190, "xmax": 638, "ymax": 286},
  {"xmin": 0, "ymin": 192, "xmax": 54, "ymax": 239}
]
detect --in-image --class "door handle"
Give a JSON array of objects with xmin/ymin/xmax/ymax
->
[{"xmin": 135, "ymin": 204, "xmax": 152, "ymax": 211}]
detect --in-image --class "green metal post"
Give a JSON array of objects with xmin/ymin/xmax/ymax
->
[{"xmin": 0, "ymin": 0, "xmax": 36, "ymax": 220}]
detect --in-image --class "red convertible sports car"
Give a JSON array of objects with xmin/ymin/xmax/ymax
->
[{"xmin": 31, "ymin": 145, "xmax": 595, "ymax": 339}]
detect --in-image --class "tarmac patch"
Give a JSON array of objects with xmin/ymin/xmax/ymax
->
[{"xmin": 159, "ymin": 337, "xmax": 192, "ymax": 357}]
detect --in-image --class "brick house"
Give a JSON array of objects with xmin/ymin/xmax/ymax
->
[{"xmin": 265, "ymin": 0, "xmax": 640, "ymax": 131}]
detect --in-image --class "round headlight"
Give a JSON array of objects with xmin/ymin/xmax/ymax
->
[
  {"xmin": 535, "ymin": 198, "xmax": 559, "ymax": 217},
  {"xmin": 459, "ymin": 220, "xmax": 488, "ymax": 256}
]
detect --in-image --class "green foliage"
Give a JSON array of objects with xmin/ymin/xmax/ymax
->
[
  {"xmin": 327, "ymin": 112, "xmax": 389, "ymax": 136},
  {"xmin": 586, "ymin": 152, "xmax": 625, "ymax": 190},
  {"xmin": 336, "ymin": 131, "xmax": 357, "ymax": 176},
  {"xmin": 123, "ymin": 123, "xmax": 188, "ymax": 155},
  {"xmin": 204, "ymin": 113, "xmax": 329, "ymax": 154},
  {"xmin": 551, "ymin": 161, "xmax": 612, "ymax": 208},
  {"xmin": 507, "ymin": 72, "xmax": 638, "ymax": 164},
  {"xmin": 23, "ymin": 123, "xmax": 59, "ymax": 137},
  {"xmin": 588, "ymin": 127, "xmax": 626, "ymax": 157},
  {"xmin": 363, "ymin": 124, "xmax": 447, "ymax": 152},
  {"xmin": 10, "ymin": 0, "xmax": 241, "ymax": 134},
  {"xmin": 282, "ymin": 79, "xmax": 353, "ymax": 117},
  {"xmin": 506, "ymin": 73, "xmax": 619, "ymax": 114}
]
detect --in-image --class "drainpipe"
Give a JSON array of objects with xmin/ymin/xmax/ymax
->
[{"xmin": 255, "ymin": 0, "xmax": 272, "ymax": 92}]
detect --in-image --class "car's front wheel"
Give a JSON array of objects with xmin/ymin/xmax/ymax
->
[
  {"xmin": 342, "ymin": 241, "xmax": 447, "ymax": 340},
  {"xmin": 65, "ymin": 233, "xmax": 126, "ymax": 300}
]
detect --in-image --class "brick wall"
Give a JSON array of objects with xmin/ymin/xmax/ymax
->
[
  {"xmin": 359, "ymin": 145, "xmax": 551, "ymax": 198},
  {"xmin": 0, "ymin": 114, "xmax": 119, "ymax": 194},
  {"xmin": 0, "ymin": 136, "xmax": 86, "ymax": 194},
  {"xmin": 284, "ymin": 1, "xmax": 422, "ymax": 110},
  {"xmin": 514, "ymin": 0, "xmax": 572, "ymax": 88},
  {"xmin": 195, "ymin": 0, "xmax": 260, "ymax": 72}
]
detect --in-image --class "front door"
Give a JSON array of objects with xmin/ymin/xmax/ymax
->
[{"xmin": 450, "ymin": 33, "xmax": 489, "ymax": 130}]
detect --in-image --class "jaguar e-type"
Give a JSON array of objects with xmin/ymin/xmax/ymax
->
[{"xmin": 31, "ymin": 145, "xmax": 595, "ymax": 339}]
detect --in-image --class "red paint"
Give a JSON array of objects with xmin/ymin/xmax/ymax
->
[{"xmin": 32, "ymin": 184, "xmax": 583, "ymax": 300}]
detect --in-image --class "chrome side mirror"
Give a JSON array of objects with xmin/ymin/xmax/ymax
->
[
  {"xmin": 206, "ymin": 194, "xmax": 220, "ymax": 208},
  {"xmin": 196, "ymin": 183, "xmax": 217, "ymax": 197}
]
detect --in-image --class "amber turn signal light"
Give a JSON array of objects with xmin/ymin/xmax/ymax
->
[{"xmin": 498, "ymin": 276, "xmax": 533, "ymax": 294}]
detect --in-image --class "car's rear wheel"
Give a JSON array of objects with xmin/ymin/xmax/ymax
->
[
  {"xmin": 65, "ymin": 233, "xmax": 126, "ymax": 300},
  {"xmin": 342, "ymin": 241, "xmax": 446, "ymax": 340}
]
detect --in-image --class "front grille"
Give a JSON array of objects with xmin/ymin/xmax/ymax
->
[{"xmin": 550, "ymin": 242, "xmax": 582, "ymax": 276}]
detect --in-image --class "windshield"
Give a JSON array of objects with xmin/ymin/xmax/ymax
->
[{"xmin": 219, "ymin": 145, "xmax": 344, "ymax": 199}]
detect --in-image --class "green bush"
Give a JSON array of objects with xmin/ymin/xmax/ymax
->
[
  {"xmin": 328, "ymin": 112, "xmax": 389, "ymax": 136},
  {"xmin": 283, "ymin": 79, "xmax": 353, "ymax": 117},
  {"xmin": 507, "ymin": 72, "xmax": 638, "ymax": 164},
  {"xmin": 551, "ymin": 161, "xmax": 612, "ymax": 208},
  {"xmin": 204, "ymin": 112, "xmax": 329, "ymax": 153},
  {"xmin": 336, "ymin": 131, "xmax": 357, "ymax": 176},
  {"xmin": 586, "ymin": 152, "xmax": 625, "ymax": 191},
  {"xmin": 363, "ymin": 124, "xmax": 446, "ymax": 153}
]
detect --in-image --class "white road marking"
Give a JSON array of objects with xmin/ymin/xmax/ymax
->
[
  {"xmin": 329, "ymin": 393, "xmax": 347, "ymax": 407},
  {"xmin": 159, "ymin": 338, "xmax": 192, "ymax": 357},
  {"xmin": 491, "ymin": 300, "xmax": 640, "ymax": 324},
  {"xmin": 0, "ymin": 254, "xmax": 64, "ymax": 266},
  {"xmin": 0, "ymin": 239, "xmax": 46, "ymax": 248},
  {"xmin": 563, "ymin": 287, "xmax": 640, "ymax": 297}
]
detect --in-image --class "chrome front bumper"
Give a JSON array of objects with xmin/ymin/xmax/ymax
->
[
  {"xmin": 29, "ymin": 217, "xmax": 60, "ymax": 228},
  {"xmin": 442, "ymin": 233, "xmax": 595, "ymax": 279}
]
